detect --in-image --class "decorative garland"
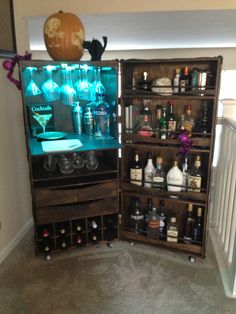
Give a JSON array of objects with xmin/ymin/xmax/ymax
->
[
  {"xmin": 178, "ymin": 131, "xmax": 192, "ymax": 157},
  {"xmin": 2, "ymin": 52, "xmax": 32, "ymax": 90}
]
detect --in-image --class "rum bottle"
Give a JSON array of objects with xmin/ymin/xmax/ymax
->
[
  {"xmin": 167, "ymin": 215, "xmax": 178, "ymax": 242},
  {"xmin": 144, "ymin": 153, "xmax": 155, "ymax": 188},
  {"xmin": 183, "ymin": 203, "xmax": 194, "ymax": 243},
  {"xmin": 188, "ymin": 155, "xmax": 202, "ymax": 192},
  {"xmin": 130, "ymin": 152, "xmax": 143, "ymax": 186}
]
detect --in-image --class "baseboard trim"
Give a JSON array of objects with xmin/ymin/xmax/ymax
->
[
  {"xmin": 0, "ymin": 217, "xmax": 33, "ymax": 265},
  {"xmin": 209, "ymin": 227, "xmax": 236, "ymax": 298}
]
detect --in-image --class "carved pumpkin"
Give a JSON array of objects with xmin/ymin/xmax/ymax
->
[{"xmin": 44, "ymin": 11, "xmax": 85, "ymax": 61}]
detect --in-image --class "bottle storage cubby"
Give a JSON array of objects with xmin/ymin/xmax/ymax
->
[{"xmin": 36, "ymin": 214, "xmax": 118, "ymax": 258}]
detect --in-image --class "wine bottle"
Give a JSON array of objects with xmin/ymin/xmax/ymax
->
[
  {"xmin": 144, "ymin": 153, "xmax": 155, "ymax": 188},
  {"xmin": 193, "ymin": 207, "xmax": 203, "ymax": 242},
  {"xmin": 183, "ymin": 203, "xmax": 194, "ymax": 243},
  {"xmin": 180, "ymin": 66, "xmax": 190, "ymax": 93},
  {"xmin": 188, "ymin": 155, "xmax": 202, "ymax": 192},
  {"xmin": 167, "ymin": 160, "xmax": 183, "ymax": 192},
  {"xmin": 167, "ymin": 102, "xmax": 177, "ymax": 138},
  {"xmin": 130, "ymin": 197, "xmax": 144, "ymax": 234},
  {"xmin": 167, "ymin": 215, "xmax": 178, "ymax": 242},
  {"xmin": 158, "ymin": 200, "xmax": 167, "ymax": 240},
  {"xmin": 147, "ymin": 207, "xmax": 159, "ymax": 239},
  {"xmin": 130, "ymin": 152, "xmax": 143, "ymax": 186}
]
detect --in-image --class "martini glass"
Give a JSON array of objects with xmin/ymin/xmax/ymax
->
[
  {"xmin": 60, "ymin": 65, "xmax": 76, "ymax": 106},
  {"xmin": 25, "ymin": 67, "xmax": 42, "ymax": 96},
  {"xmin": 33, "ymin": 113, "xmax": 52, "ymax": 133},
  {"xmin": 42, "ymin": 65, "xmax": 60, "ymax": 102},
  {"xmin": 75, "ymin": 65, "xmax": 93, "ymax": 102}
]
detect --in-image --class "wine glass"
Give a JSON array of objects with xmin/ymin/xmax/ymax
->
[
  {"xmin": 25, "ymin": 67, "xmax": 42, "ymax": 96},
  {"xmin": 85, "ymin": 151, "xmax": 98, "ymax": 171},
  {"xmin": 70, "ymin": 153, "xmax": 85, "ymax": 169},
  {"xmin": 75, "ymin": 65, "xmax": 93, "ymax": 102},
  {"xmin": 42, "ymin": 65, "xmax": 60, "ymax": 102},
  {"xmin": 32, "ymin": 112, "xmax": 52, "ymax": 133},
  {"xmin": 92, "ymin": 67, "xmax": 106, "ymax": 102},
  {"xmin": 43, "ymin": 155, "xmax": 57, "ymax": 171},
  {"xmin": 60, "ymin": 65, "xmax": 76, "ymax": 106}
]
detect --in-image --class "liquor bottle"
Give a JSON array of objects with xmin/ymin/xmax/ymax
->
[
  {"xmin": 144, "ymin": 153, "xmax": 155, "ymax": 188},
  {"xmin": 155, "ymin": 106, "xmax": 162, "ymax": 137},
  {"xmin": 167, "ymin": 102, "xmax": 177, "ymax": 138},
  {"xmin": 130, "ymin": 152, "xmax": 143, "ymax": 186},
  {"xmin": 180, "ymin": 66, "xmax": 190, "ymax": 93},
  {"xmin": 177, "ymin": 114, "xmax": 185, "ymax": 132},
  {"xmin": 139, "ymin": 71, "xmax": 151, "ymax": 91},
  {"xmin": 158, "ymin": 200, "xmax": 167, "ymax": 240},
  {"xmin": 193, "ymin": 207, "xmax": 203, "ymax": 242},
  {"xmin": 152, "ymin": 156, "xmax": 166, "ymax": 190},
  {"xmin": 137, "ymin": 105, "xmax": 154, "ymax": 137},
  {"xmin": 182, "ymin": 104, "xmax": 195, "ymax": 136},
  {"xmin": 160, "ymin": 107, "xmax": 168, "ymax": 139},
  {"xmin": 173, "ymin": 68, "xmax": 180, "ymax": 94},
  {"xmin": 147, "ymin": 207, "xmax": 159, "ymax": 239},
  {"xmin": 130, "ymin": 198, "xmax": 144, "ymax": 234},
  {"xmin": 143, "ymin": 198, "xmax": 153, "ymax": 231},
  {"xmin": 188, "ymin": 155, "xmax": 202, "ymax": 192},
  {"xmin": 198, "ymin": 102, "xmax": 208, "ymax": 136},
  {"xmin": 167, "ymin": 215, "xmax": 178, "ymax": 242},
  {"xmin": 183, "ymin": 203, "xmax": 194, "ymax": 243},
  {"xmin": 167, "ymin": 160, "xmax": 183, "ymax": 192},
  {"xmin": 181, "ymin": 157, "xmax": 188, "ymax": 192},
  {"xmin": 90, "ymin": 220, "xmax": 99, "ymax": 244}
]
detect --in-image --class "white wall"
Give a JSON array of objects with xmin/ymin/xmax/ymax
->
[{"xmin": 1, "ymin": 0, "xmax": 236, "ymax": 263}]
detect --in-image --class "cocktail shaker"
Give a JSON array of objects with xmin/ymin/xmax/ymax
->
[
  {"xmin": 72, "ymin": 102, "xmax": 83, "ymax": 134},
  {"xmin": 84, "ymin": 107, "xmax": 94, "ymax": 135}
]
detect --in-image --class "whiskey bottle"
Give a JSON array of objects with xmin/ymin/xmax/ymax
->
[
  {"xmin": 160, "ymin": 107, "xmax": 168, "ymax": 139},
  {"xmin": 188, "ymin": 155, "xmax": 202, "ymax": 192},
  {"xmin": 130, "ymin": 197, "xmax": 144, "ymax": 234},
  {"xmin": 180, "ymin": 66, "xmax": 190, "ymax": 93},
  {"xmin": 130, "ymin": 152, "xmax": 143, "ymax": 186},
  {"xmin": 193, "ymin": 207, "xmax": 203, "ymax": 242},
  {"xmin": 152, "ymin": 156, "xmax": 166, "ymax": 190},
  {"xmin": 167, "ymin": 215, "xmax": 178, "ymax": 242},
  {"xmin": 137, "ymin": 105, "xmax": 154, "ymax": 137},
  {"xmin": 147, "ymin": 207, "xmax": 159, "ymax": 239},
  {"xmin": 167, "ymin": 160, "xmax": 183, "ymax": 192},
  {"xmin": 173, "ymin": 68, "xmax": 180, "ymax": 94},
  {"xmin": 183, "ymin": 203, "xmax": 194, "ymax": 243},
  {"xmin": 158, "ymin": 200, "xmax": 167, "ymax": 240},
  {"xmin": 167, "ymin": 102, "xmax": 177, "ymax": 138},
  {"xmin": 182, "ymin": 104, "xmax": 195, "ymax": 136},
  {"xmin": 144, "ymin": 153, "xmax": 155, "ymax": 188}
]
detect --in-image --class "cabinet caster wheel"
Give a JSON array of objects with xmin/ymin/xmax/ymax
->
[
  {"xmin": 45, "ymin": 254, "xmax": 51, "ymax": 261},
  {"xmin": 189, "ymin": 256, "xmax": 195, "ymax": 263}
]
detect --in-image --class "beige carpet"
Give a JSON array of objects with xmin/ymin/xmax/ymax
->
[{"xmin": 0, "ymin": 229, "xmax": 235, "ymax": 314}]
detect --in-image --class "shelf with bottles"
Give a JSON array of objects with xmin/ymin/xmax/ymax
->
[
  {"xmin": 121, "ymin": 57, "xmax": 221, "ymax": 97},
  {"xmin": 122, "ymin": 97, "xmax": 214, "ymax": 149},
  {"xmin": 19, "ymin": 60, "xmax": 119, "ymax": 156},
  {"xmin": 36, "ymin": 213, "xmax": 118, "ymax": 257},
  {"xmin": 30, "ymin": 149, "xmax": 119, "ymax": 187},
  {"xmin": 121, "ymin": 146, "xmax": 209, "ymax": 203},
  {"xmin": 121, "ymin": 193, "xmax": 205, "ymax": 256}
]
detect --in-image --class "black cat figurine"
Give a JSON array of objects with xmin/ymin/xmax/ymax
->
[{"xmin": 83, "ymin": 36, "xmax": 108, "ymax": 61}]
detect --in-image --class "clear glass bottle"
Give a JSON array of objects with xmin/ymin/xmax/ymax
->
[
  {"xmin": 167, "ymin": 215, "xmax": 178, "ymax": 242},
  {"xmin": 158, "ymin": 200, "xmax": 167, "ymax": 240},
  {"xmin": 144, "ymin": 153, "xmax": 155, "ymax": 188},
  {"xmin": 183, "ymin": 203, "xmax": 194, "ymax": 243},
  {"xmin": 173, "ymin": 68, "xmax": 180, "ymax": 94},
  {"xmin": 130, "ymin": 198, "xmax": 144, "ymax": 234},
  {"xmin": 160, "ymin": 106, "xmax": 168, "ymax": 139},
  {"xmin": 188, "ymin": 155, "xmax": 202, "ymax": 192},
  {"xmin": 182, "ymin": 104, "xmax": 195, "ymax": 136},
  {"xmin": 180, "ymin": 66, "xmax": 190, "ymax": 93},
  {"xmin": 167, "ymin": 160, "xmax": 183, "ymax": 192},
  {"xmin": 137, "ymin": 105, "xmax": 154, "ymax": 137},
  {"xmin": 155, "ymin": 106, "xmax": 162, "ymax": 137},
  {"xmin": 152, "ymin": 156, "xmax": 166, "ymax": 190},
  {"xmin": 181, "ymin": 157, "xmax": 188, "ymax": 192},
  {"xmin": 130, "ymin": 152, "xmax": 143, "ymax": 186}
]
